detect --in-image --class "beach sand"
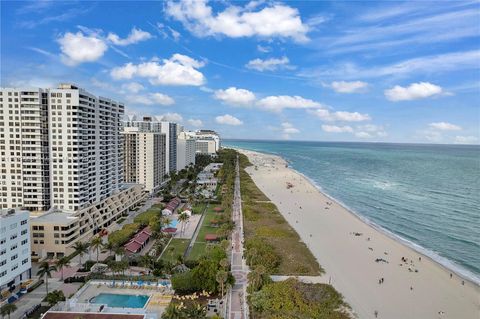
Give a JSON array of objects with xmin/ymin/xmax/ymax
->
[{"xmin": 240, "ymin": 149, "xmax": 479, "ymax": 319}]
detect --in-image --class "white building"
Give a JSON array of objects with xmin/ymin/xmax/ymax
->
[
  {"xmin": 1, "ymin": 85, "xmax": 147, "ymax": 257},
  {"xmin": 176, "ymin": 132, "xmax": 196, "ymax": 171},
  {"xmin": 0, "ymin": 88, "xmax": 51, "ymax": 212},
  {"xmin": 182, "ymin": 130, "xmax": 220, "ymax": 155},
  {"xmin": 0, "ymin": 209, "xmax": 31, "ymax": 292},
  {"xmin": 123, "ymin": 116, "xmax": 177, "ymax": 174},
  {"xmin": 0, "ymin": 84, "xmax": 125, "ymax": 212},
  {"xmin": 123, "ymin": 127, "xmax": 166, "ymax": 193}
]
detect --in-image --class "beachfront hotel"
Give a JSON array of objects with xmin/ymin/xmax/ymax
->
[
  {"xmin": 123, "ymin": 127, "xmax": 166, "ymax": 193},
  {"xmin": 0, "ymin": 85, "xmax": 147, "ymax": 259},
  {"xmin": 0, "ymin": 209, "xmax": 31, "ymax": 293}
]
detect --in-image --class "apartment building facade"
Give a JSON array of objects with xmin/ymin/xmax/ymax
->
[
  {"xmin": 1, "ymin": 85, "xmax": 146, "ymax": 258},
  {"xmin": 0, "ymin": 209, "xmax": 31, "ymax": 291},
  {"xmin": 176, "ymin": 131, "xmax": 196, "ymax": 171},
  {"xmin": 123, "ymin": 127, "xmax": 166, "ymax": 193}
]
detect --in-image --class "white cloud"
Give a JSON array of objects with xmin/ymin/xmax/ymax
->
[
  {"xmin": 126, "ymin": 93, "xmax": 175, "ymax": 106},
  {"xmin": 454, "ymin": 136, "xmax": 478, "ymax": 144},
  {"xmin": 309, "ymin": 109, "xmax": 370, "ymax": 122},
  {"xmin": 107, "ymin": 27, "xmax": 152, "ymax": 46},
  {"xmin": 245, "ymin": 56, "xmax": 292, "ymax": 72},
  {"xmin": 158, "ymin": 112, "xmax": 183, "ymax": 122},
  {"xmin": 257, "ymin": 44, "xmax": 271, "ymax": 53},
  {"xmin": 355, "ymin": 124, "xmax": 387, "ymax": 138},
  {"xmin": 281, "ymin": 122, "xmax": 300, "ymax": 139},
  {"xmin": 429, "ymin": 122, "xmax": 462, "ymax": 131},
  {"xmin": 121, "ymin": 82, "xmax": 144, "ymax": 93},
  {"xmin": 58, "ymin": 31, "xmax": 108, "ymax": 66},
  {"xmin": 385, "ymin": 82, "xmax": 443, "ymax": 101},
  {"xmin": 321, "ymin": 125, "xmax": 353, "ymax": 133},
  {"xmin": 215, "ymin": 114, "xmax": 243, "ymax": 126},
  {"xmin": 110, "ymin": 54, "xmax": 205, "ymax": 86},
  {"xmin": 188, "ymin": 119, "xmax": 203, "ymax": 127},
  {"xmin": 256, "ymin": 95, "xmax": 320, "ymax": 112},
  {"xmin": 329, "ymin": 81, "xmax": 368, "ymax": 93},
  {"xmin": 165, "ymin": 0, "xmax": 309, "ymax": 42},
  {"xmin": 213, "ymin": 87, "xmax": 256, "ymax": 106}
]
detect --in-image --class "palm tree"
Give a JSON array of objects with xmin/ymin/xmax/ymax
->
[
  {"xmin": 140, "ymin": 255, "xmax": 155, "ymax": 274},
  {"xmin": 90, "ymin": 236, "xmax": 103, "ymax": 264},
  {"xmin": 215, "ymin": 270, "xmax": 228, "ymax": 297},
  {"xmin": 247, "ymin": 265, "xmax": 268, "ymax": 293},
  {"xmin": 102, "ymin": 242, "xmax": 116, "ymax": 257},
  {"xmin": 178, "ymin": 212, "xmax": 190, "ymax": 234},
  {"xmin": 219, "ymin": 258, "xmax": 229, "ymax": 270},
  {"xmin": 163, "ymin": 304, "xmax": 183, "ymax": 319},
  {"xmin": 55, "ymin": 257, "xmax": 71, "ymax": 281},
  {"xmin": 37, "ymin": 261, "xmax": 57, "ymax": 295},
  {"xmin": 72, "ymin": 241, "xmax": 89, "ymax": 268},
  {"xmin": 185, "ymin": 303, "xmax": 207, "ymax": 318},
  {"xmin": 1, "ymin": 303, "xmax": 17, "ymax": 319}
]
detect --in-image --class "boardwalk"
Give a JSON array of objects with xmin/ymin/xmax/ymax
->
[{"xmin": 228, "ymin": 156, "xmax": 249, "ymax": 319}]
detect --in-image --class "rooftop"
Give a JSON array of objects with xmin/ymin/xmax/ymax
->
[
  {"xmin": 30, "ymin": 210, "xmax": 78, "ymax": 225},
  {"xmin": 0, "ymin": 208, "xmax": 29, "ymax": 218}
]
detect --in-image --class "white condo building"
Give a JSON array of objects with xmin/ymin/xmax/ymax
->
[
  {"xmin": 0, "ymin": 209, "xmax": 31, "ymax": 292},
  {"xmin": 183, "ymin": 130, "xmax": 220, "ymax": 155},
  {"xmin": 123, "ymin": 116, "xmax": 177, "ymax": 174},
  {"xmin": 123, "ymin": 127, "xmax": 166, "ymax": 193},
  {"xmin": 0, "ymin": 85, "xmax": 146, "ymax": 258},
  {"xmin": 176, "ymin": 131, "xmax": 196, "ymax": 171}
]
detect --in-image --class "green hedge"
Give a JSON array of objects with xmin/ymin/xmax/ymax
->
[{"xmin": 108, "ymin": 222, "xmax": 140, "ymax": 246}]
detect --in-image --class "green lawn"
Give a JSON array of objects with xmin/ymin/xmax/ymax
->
[
  {"xmin": 192, "ymin": 202, "xmax": 207, "ymax": 215},
  {"xmin": 133, "ymin": 205, "xmax": 162, "ymax": 225},
  {"xmin": 185, "ymin": 204, "xmax": 223, "ymax": 260},
  {"xmin": 188, "ymin": 242, "xmax": 208, "ymax": 260},
  {"xmin": 160, "ymin": 238, "xmax": 190, "ymax": 263}
]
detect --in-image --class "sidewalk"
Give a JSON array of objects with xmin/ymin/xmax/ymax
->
[{"xmin": 228, "ymin": 156, "xmax": 249, "ymax": 319}]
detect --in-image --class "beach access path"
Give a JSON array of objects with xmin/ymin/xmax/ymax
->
[
  {"xmin": 227, "ymin": 156, "xmax": 249, "ymax": 319},
  {"xmin": 240, "ymin": 149, "xmax": 480, "ymax": 319}
]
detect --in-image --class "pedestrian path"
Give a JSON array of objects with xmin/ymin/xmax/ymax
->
[{"xmin": 228, "ymin": 156, "xmax": 249, "ymax": 319}]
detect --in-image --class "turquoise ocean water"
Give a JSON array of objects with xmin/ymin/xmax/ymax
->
[{"xmin": 223, "ymin": 140, "xmax": 480, "ymax": 283}]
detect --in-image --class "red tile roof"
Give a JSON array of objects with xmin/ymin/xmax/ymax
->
[{"xmin": 205, "ymin": 234, "xmax": 218, "ymax": 241}]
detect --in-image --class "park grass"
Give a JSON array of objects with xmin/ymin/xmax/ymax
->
[
  {"xmin": 161, "ymin": 238, "xmax": 190, "ymax": 263},
  {"xmin": 239, "ymin": 153, "xmax": 322, "ymax": 276},
  {"xmin": 108, "ymin": 222, "xmax": 140, "ymax": 246},
  {"xmin": 134, "ymin": 206, "xmax": 162, "ymax": 225},
  {"xmin": 192, "ymin": 202, "xmax": 207, "ymax": 215},
  {"xmin": 187, "ymin": 242, "xmax": 208, "ymax": 260},
  {"xmin": 184, "ymin": 204, "xmax": 220, "ymax": 261}
]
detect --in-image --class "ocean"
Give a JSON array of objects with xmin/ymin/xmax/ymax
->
[{"xmin": 223, "ymin": 140, "xmax": 480, "ymax": 284}]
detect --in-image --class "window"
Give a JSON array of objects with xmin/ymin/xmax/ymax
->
[
  {"xmin": 0, "ymin": 260, "xmax": 6, "ymax": 266},
  {"xmin": 22, "ymin": 258, "xmax": 28, "ymax": 265},
  {"xmin": 10, "ymin": 254, "xmax": 17, "ymax": 260},
  {"xmin": 0, "ymin": 249, "xmax": 5, "ymax": 255},
  {"xmin": 10, "ymin": 244, "xmax": 17, "ymax": 250},
  {"xmin": 21, "ymin": 229, "xmax": 27, "ymax": 235},
  {"xmin": 0, "ymin": 238, "xmax": 5, "ymax": 245},
  {"xmin": 10, "ymin": 234, "xmax": 17, "ymax": 240},
  {"xmin": 21, "ymin": 239, "xmax": 28, "ymax": 245},
  {"xmin": 0, "ymin": 270, "xmax": 6, "ymax": 277},
  {"xmin": 20, "ymin": 220, "xmax": 27, "ymax": 225}
]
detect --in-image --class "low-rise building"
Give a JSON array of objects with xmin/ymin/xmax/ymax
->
[
  {"xmin": 0, "ymin": 209, "xmax": 31, "ymax": 293},
  {"xmin": 30, "ymin": 184, "xmax": 146, "ymax": 259}
]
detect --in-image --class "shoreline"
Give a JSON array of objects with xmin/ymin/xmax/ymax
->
[
  {"xmin": 235, "ymin": 147, "xmax": 479, "ymax": 319},
  {"xmin": 294, "ymin": 168, "xmax": 480, "ymax": 287}
]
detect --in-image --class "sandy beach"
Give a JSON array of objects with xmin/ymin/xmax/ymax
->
[{"xmin": 239, "ymin": 149, "xmax": 479, "ymax": 319}]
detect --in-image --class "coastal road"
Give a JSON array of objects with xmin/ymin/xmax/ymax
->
[{"xmin": 228, "ymin": 156, "xmax": 249, "ymax": 319}]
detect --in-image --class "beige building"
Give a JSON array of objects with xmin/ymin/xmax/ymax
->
[
  {"xmin": 123, "ymin": 127, "xmax": 166, "ymax": 193},
  {"xmin": 30, "ymin": 184, "xmax": 145, "ymax": 259}
]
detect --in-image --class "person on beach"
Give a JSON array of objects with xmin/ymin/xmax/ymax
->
[{"xmin": 374, "ymin": 310, "xmax": 378, "ymax": 318}]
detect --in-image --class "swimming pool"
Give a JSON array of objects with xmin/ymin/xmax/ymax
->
[
  {"xmin": 90, "ymin": 293, "xmax": 149, "ymax": 308},
  {"xmin": 167, "ymin": 220, "xmax": 178, "ymax": 228}
]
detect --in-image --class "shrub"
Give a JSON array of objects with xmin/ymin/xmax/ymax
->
[
  {"xmin": 108, "ymin": 222, "xmax": 140, "ymax": 246},
  {"xmin": 245, "ymin": 237, "xmax": 281, "ymax": 273}
]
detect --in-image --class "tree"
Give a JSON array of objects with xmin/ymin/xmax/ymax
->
[
  {"xmin": 161, "ymin": 304, "xmax": 183, "ymax": 319},
  {"xmin": 103, "ymin": 241, "xmax": 116, "ymax": 257},
  {"xmin": 90, "ymin": 236, "xmax": 103, "ymax": 264},
  {"xmin": 185, "ymin": 303, "xmax": 207, "ymax": 318},
  {"xmin": 55, "ymin": 256, "xmax": 70, "ymax": 281},
  {"xmin": 177, "ymin": 212, "xmax": 190, "ymax": 235},
  {"xmin": 45, "ymin": 290, "xmax": 65, "ymax": 306},
  {"xmin": 37, "ymin": 261, "xmax": 57, "ymax": 295},
  {"xmin": 0, "ymin": 303, "xmax": 17, "ymax": 319},
  {"xmin": 72, "ymin": 241, "xmax": 89, "ymax": 268},
  {"xmin": 216, "ymin": 270, "xmax": 228, "ymax": 297},
  {"xmin": 247, "ymin": 265, "xmax": 270, "ymax": 293},
  {"xmin": 140, "ymin": 255, "xmax": 155, "ymax": 274}
]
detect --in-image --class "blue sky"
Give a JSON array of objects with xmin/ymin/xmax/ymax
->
[{"xmin": 1, "ymin": 0, "xmax": 479, "ymax": 144}]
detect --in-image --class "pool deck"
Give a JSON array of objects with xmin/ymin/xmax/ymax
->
[{"xmin": 69, "ymin": 281, "xmax": 174, "ymax": 317}]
